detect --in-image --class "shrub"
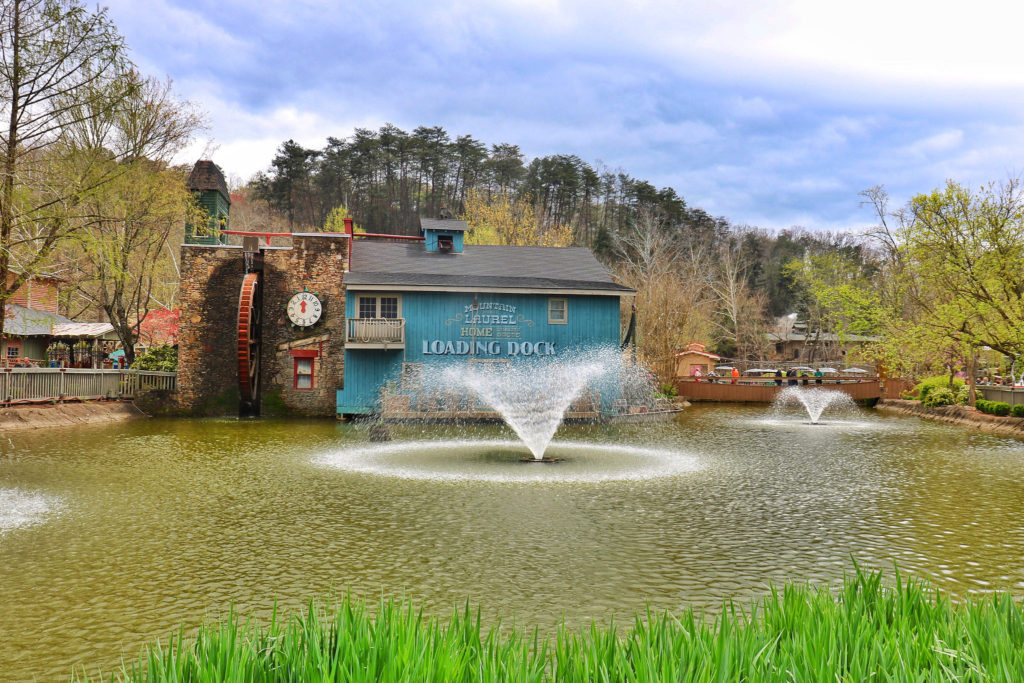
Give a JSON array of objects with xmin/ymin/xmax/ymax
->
[
  {"xmin": 1011, "ymin": 404, "xmax": 1024, "ymax": 418},
  {"xmin": 914, "ymin": 375, "xmax": 965, "ymax": 403},
  {"xmin": 993, "ymin": 401, "xmax": 1011, "ymax": 416},
  {"xmin": 976, "ymin": 399, "xmax": 991, "ymax": 414},
  {"xmin": 954, "ymin": 384, "xmax": 970, "ymax": 405},
  {"xmin": 131, "ymin": 345, "xmax": 177, "ymax": 372},
  {"xmin": 922, "ymin": 387, "xmax": 955, "ymax": 408},
  {"xmin": 658, "ymin": 383, "xmax": 678, "ymax": 399}
]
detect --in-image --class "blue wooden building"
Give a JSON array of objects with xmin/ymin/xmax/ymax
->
[{"xmin": 336, "ymin": 219, "xmax": 634, "ymax": 417}]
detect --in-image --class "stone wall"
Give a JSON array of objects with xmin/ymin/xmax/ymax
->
[
  {"xmin": 177, "ymin": 244, "xmax": 246, "ymax": 414},
  {"xmin": 176, "ymin": 234, "xmax": 349, "ymax": 417},
  {"xmin": 260, "ymin": 234, "xmax": 348, "ymax": 416}
]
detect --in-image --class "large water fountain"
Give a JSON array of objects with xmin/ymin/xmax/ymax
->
[
  {"xmin": 321, "ymin": 346, "xmax": 688, "ymax": 479},
  {"xmin": 774, "ymin": 386, "xmax": 856, "ymax": 423},
  {"xmin": 440, "ymin": 351, "xmax": 613, "ymax": 460}
]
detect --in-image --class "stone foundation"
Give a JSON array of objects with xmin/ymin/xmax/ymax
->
[{"xmin": 177, "ymin": 234, "xmax": 349, "ymax": 417}]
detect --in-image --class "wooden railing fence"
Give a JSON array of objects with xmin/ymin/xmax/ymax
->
[
  {"xmin": 0, "ymin": 369, "xmax": 176, "ymax": 404},
  {"xmin": 977, "ymin": 386, "xmax": 1024, "ymax": 407}
]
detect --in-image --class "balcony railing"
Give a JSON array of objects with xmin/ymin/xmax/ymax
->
[{"xmin": 346, "ymin": 318, "xmax": 406, "ymax": 349}]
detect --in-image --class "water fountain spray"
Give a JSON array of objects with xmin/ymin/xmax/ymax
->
[{"xmin": 774, "ymin": 386, "xmax": 856, "ymax": 423}]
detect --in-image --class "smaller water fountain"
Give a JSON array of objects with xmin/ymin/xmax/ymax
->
[
  {"xmin": 0, "ymin": 488, "xmax": 63, "ymax": 535},
  {"xmin": 774, "ymin": 386, "xmax": 856, "ymax": 424}
]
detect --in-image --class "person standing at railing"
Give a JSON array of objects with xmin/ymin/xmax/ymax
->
[
  {"xmin": 814, "ymin": 368, "xmax": 823, "ymax": 385},
  {"xmin": 731, "ymin": 367, "xmax": 739, "ymax": 384}
]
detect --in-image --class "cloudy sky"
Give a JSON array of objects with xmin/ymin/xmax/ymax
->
[{"xmin": 104, "ymin": 0, "xmax": 1024, "ymax": 231}]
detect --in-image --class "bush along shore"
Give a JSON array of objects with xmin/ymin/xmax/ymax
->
[{"xmin": 75, "ymin": 567, "xmax": 1024, "ymax": 682}]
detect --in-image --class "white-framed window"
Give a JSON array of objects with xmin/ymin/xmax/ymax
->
[
  {"xmin": 6, "ymin": 344, "xmax": 21, "ymax": 359},
  {"xmin": 357, "ymin": 294, "xmax": 401, "ymax": 319},
  {"xmin": 548, "ymin": 297, "xmax": 568, "ymax": 324}
]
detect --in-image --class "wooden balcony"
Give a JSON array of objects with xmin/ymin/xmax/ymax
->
[{"xmin": 346, "ymin": 318, "xmax": 405, "ymax": 349}]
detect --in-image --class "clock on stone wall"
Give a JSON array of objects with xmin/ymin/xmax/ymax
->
[{"xmin": 286, "ymin": 290, "xmax": 323, "ymax": 327}]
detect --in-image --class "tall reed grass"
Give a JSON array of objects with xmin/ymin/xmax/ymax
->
[{"xmin": 76, "ymin": 566, "xmax": 1024, "ymax": 682}]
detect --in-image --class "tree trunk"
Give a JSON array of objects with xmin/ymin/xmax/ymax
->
[
  {"xmin": 0, "ymin": 0, "xmax": 22, "ymax": 355},
  {"xmin": 968, "ymin": 353, "xmax": 977, "ymax": 406}
]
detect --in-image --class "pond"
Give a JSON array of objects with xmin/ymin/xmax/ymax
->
[{"xmin": 2, "ymin": 404, "xmax": 1024, "ymax": 679}]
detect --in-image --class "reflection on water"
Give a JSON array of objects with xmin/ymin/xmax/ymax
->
[{"xmin": 1, "ymin": 407, "xmax": 1024, "ymax": 679}]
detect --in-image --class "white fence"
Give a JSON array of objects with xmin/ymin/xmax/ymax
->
[{"xmin": 0, "ymin": 369, "xmax": 176, "ymax": 404}]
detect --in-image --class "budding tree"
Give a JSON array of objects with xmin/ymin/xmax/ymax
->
[{"xmin": 0, "ymin": 0, "xmax": 198, "ymax": 351}]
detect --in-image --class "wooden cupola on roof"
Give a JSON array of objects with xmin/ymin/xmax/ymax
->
[{"xmin": 185, "ymin": 160, "xmax": 231, "ymax": 245}]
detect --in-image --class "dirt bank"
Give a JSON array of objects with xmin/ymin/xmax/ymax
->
[
  {"xmin": 0, "ymin": 401, "xmax": 143, "ymax": 431},
  {"xmin": 876, "ymin": 398, "xmax": 1024, "ymax": 438}
]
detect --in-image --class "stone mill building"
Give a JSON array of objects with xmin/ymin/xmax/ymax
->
[{"xmin": 176, "ymin": 161, "xmax": 634, "ymax": 419}]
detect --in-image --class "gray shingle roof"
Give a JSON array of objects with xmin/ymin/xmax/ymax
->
[
  {"xmin": 420, "ymin": 218, "xmax": 469, "ymax": 232},
  {"xmin": 347, "ymin": 242, "xmax": 633, "ymax": 294},
  {"xmin": 3, "ymin": 304, "xmax": 73, "ymax": 336}
]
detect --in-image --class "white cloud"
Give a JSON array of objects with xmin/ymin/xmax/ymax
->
[
  {"xmin": 104, "ymin": 0, "xmax": 1024, "ymax": 231},
  {"xmin": 905, "ymin": 130, "xmax": 964, "ymax": 156}
]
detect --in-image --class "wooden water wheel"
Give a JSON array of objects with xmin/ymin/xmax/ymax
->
[{"xmin": 237, "ymin": 272, "xmax": 262, "ymax": 415}]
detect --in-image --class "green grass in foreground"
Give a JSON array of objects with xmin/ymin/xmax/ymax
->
[{"xmin": 77, "ymin": 567, "xmax": 1024, "ymax": 682}]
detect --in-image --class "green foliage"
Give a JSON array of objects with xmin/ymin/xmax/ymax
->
[
  {"xmin": 913, "ymin": 375, "xmax": 965, "ymax": 403},
  {"xmin": 658, "ymin": 383, "xmax": 678, "ymax": 399},
  {"xmin": 130, "ymin": 345, "xmax": 177, "ymax": 372},
  {"xmin": 878, "ymin": 180, "xmax": 1024, "ymax": 372},
  {"xmin": 1012, "ymin": 404, "xmax": 1024, "ymax": 418},
  {"xmin": 77, "ymin": 568, "xmax": 1024, "ymax": 682},
  {"xmin": 976, "ymin": 400, "xmax": 1012, "ymax": 416},
  {"xmin": 922, "ymin": 386, "xmax": 956, "ymax": 408}
]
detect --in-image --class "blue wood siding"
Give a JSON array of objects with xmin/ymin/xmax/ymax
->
[
  {"xmin": 336, "ymin": 348, "xmax": 403, "ymax": 414},
  {"xmin": 424, "ymin": 229, "xmax": 464, "ymax": 253},
  {"xmin": 337, "ymin": 290, "xmax": 623, "ymax": 414}
]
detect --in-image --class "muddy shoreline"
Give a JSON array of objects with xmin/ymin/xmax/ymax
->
[
  {"xmin": 0, "ymin": 401, "xmax": 143, "ymax": 431},
  {"xmin": 876, "ymin": 398, "xmax": 1024, "ymax": 438}
]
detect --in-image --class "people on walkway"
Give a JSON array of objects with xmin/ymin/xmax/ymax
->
[
  {"xmin": 774, "ymin": 368, "xmax": 783, "ymax": 386},
  {"xmin": 786, "ymin": 368, "xmax": 798, "ymax": 386},
  {"xmin": 814, "ymin": 368, "xmax": 823, "ymax": 385},
  {"xmin": 731, "ymin": 367, "xmax": 739, "ymax": 384}
]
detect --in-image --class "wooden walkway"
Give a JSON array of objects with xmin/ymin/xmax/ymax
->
[{"xmin": 673, "ymin": 377, "xmax": 908, "ymax": 403}]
